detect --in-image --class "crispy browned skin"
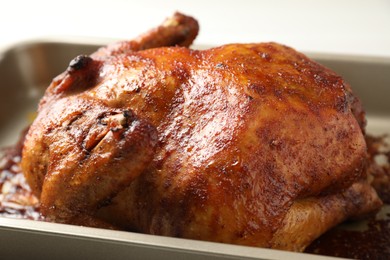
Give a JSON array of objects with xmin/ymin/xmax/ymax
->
[{"xmin": 21, "ymin": 13, "xmax": 381, "ymax": 251}]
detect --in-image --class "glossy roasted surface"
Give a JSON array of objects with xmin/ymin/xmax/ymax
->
[
  {"xmin": 2, "ymin": 133, "xmax": 388, "ymax": 259},
  {"xmin": 20, "ymin": 13, "xmax": 382, "ymax": 251}
]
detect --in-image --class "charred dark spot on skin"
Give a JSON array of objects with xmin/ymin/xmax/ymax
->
[
  {"xmin": 68, "ymin": 55, "xmax": 93, "ymax": 72},
  {"xmin": 134, "ymin": 86, "xmax": 141, "ymax": 93},
  {"xmin": 55, "ymin": 55, "xmax": 101, "ymax": 94}
]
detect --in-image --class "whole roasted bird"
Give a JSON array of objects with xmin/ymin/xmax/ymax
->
[{"xmin": 21, "ymin": 13, "xmax": 382, "ymax": 251}]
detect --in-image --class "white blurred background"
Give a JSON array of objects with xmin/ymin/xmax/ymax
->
[{"xmin": 1, "ymin": 0, "xmax": 390, "ymax": 56}]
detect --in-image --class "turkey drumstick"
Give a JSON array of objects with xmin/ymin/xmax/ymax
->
[{"xmin": 93, "ymin": 12, "xmax": 199, "ymax": 58}]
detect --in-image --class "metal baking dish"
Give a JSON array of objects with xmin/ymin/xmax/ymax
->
[{"xmin": 0, "ymin": 39, "xmax": 389, "ymax": 260}]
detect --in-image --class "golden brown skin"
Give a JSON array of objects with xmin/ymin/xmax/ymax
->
[{"xmin": 21, "ymin": 13, "xmax": 381, "ymax": 251}]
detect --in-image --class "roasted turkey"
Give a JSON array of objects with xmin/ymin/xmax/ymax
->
[{"xmin": 21, "ymin": 12, "xmax": 382, "ymax": 251}]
